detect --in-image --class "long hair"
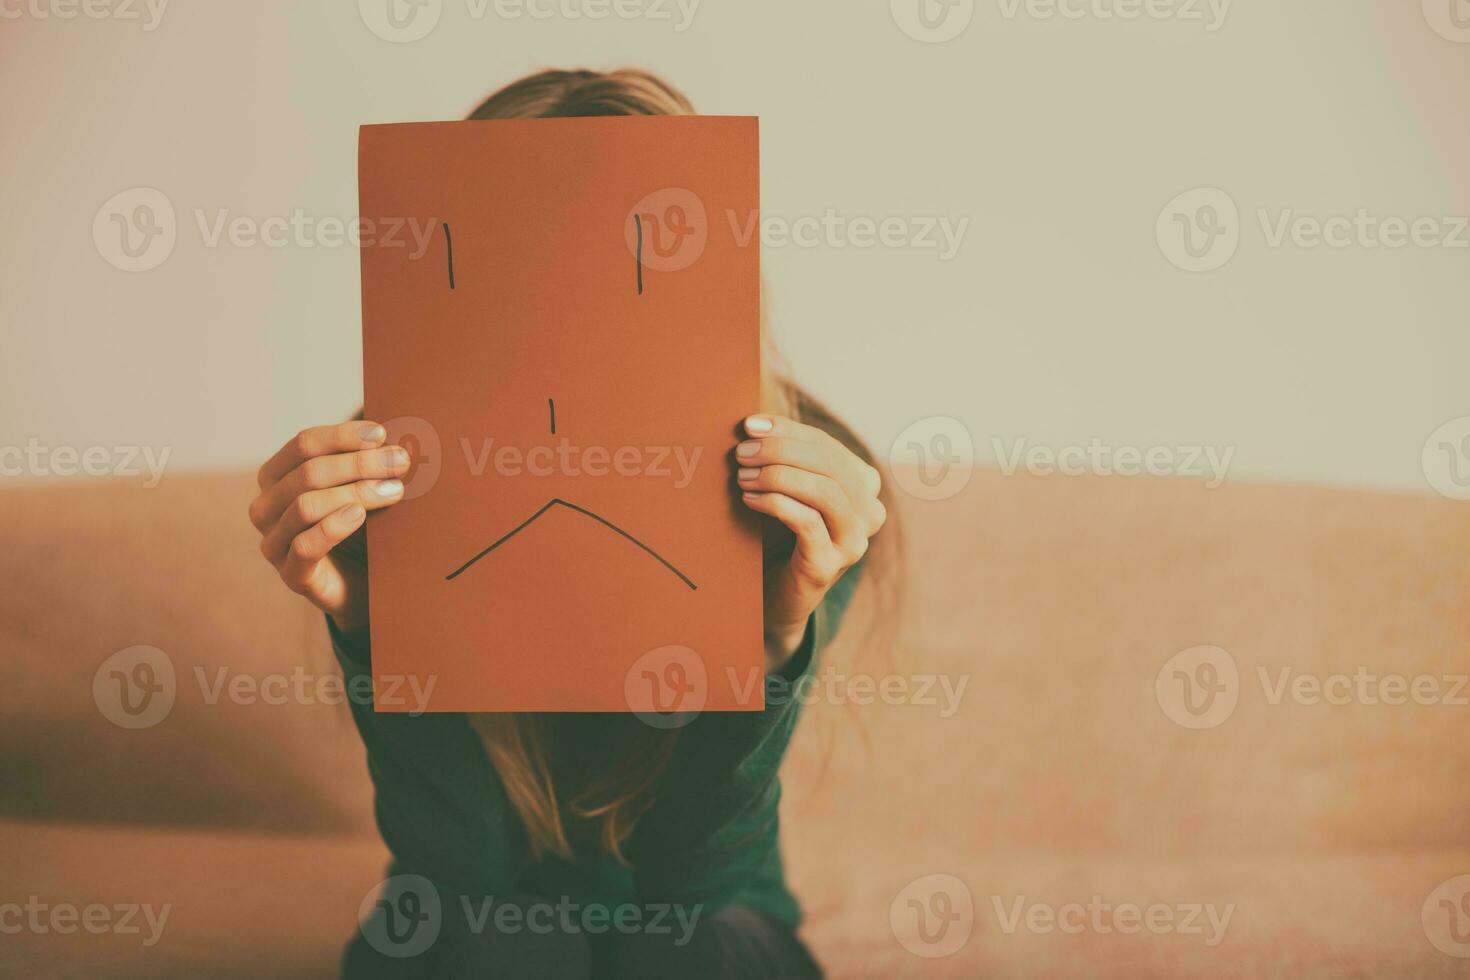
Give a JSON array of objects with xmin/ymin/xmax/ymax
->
[{"xmin": 463, "ymin": 68, "xmax": 904, "ymax": 864}]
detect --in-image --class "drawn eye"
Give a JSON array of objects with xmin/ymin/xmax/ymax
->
[
  {"xmin": 442, "ymin": 222, "xmax": 455, "ymax": 290},
  {"xmin": 624, "ymin": 188, "xmax": 708, "ymax": 285}
]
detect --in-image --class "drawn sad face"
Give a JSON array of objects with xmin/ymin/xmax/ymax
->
[
  {"xmin": 358, "ymin": 116, "xmax": 761, "ymax": 712},
  {"xmin": 414, "ymin": 194, "xmax": 715, "ymax": 591}
]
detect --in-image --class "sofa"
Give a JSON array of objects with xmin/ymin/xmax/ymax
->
[{"xmin": 2, "ymin": 467, "xmax": 1467, "ymax": 977}]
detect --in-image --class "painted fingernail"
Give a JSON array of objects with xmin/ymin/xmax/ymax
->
[
  {"xmin": 745, "ymin": 415, "xmax": 773, "ymax": 434},
  {"xmin": 737, "ymin": 467, "xmax": 760, "ymax": 481},
  {"xmin": 358, "ymin": 423, "xmax": 387, "ymax": 444},
  {"xmin": 375, "ymin": 479, "xmax": 403, "ymax": 497},
  {"xmin": 736, "ymin": 441, "xmax": 760, "ymax": 458},
  {"xmin": 341, "ymin": 504, "xmax": 365, "ymax": 522}
]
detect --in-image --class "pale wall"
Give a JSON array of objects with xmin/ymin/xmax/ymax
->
[{"xmin": 2, "ymin": 1, "xmax": 1467, "ymax": 493}]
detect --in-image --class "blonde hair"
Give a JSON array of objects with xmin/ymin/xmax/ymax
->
[{"xmin": 464, "ymin": 68, "xmax": 903, "ymax": 864}]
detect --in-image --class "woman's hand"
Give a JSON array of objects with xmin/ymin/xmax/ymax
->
[
  {"xmin": 735, "ymin": 414, "xmax": 886, "ymax": 669},
  {"xmin": 248, "ymin": 421, "xmax": 410, "ymax": 635}
]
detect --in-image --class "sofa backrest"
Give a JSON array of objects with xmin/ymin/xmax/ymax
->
[
  {"xmin": 0, "ymin": 472, "xmax": 375, "ymax": 837},
  {"xmin": 3, "ymin": 469, "xmax": 1467, "ymax": 855},
  {"xmin": 782, "ymin": 469, "xmax": 1470, "ymax": 868}
]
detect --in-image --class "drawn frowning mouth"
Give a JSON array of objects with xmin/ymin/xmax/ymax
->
[
  {"xmin": 443, "ymin": 395, "xmax": 697, "ymax": 590},
  {"xmin": 444, "ymin": 496, "xmax": 697, "ymax": 589}
]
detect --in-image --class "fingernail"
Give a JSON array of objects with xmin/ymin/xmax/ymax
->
[
  {"xmin": 742, "ymin": 491, "xmax": 763, "ymax": 500},
  {"xmin": 736, "ymin": 441, "xmax": 760, "ymax": 458},
  {"xmin": 341, "ymin": 504, "xmax": 365, "ymax": 522},
  {"xmin": 745, "ymin": 415, "xmax": 773, "ymax": 434},
  {"xmin": 386, "ymin": 447, "xmax": 409, "ymax": 467},
  {"xmin": 358, "ymin": 423, "xmax": 386, "ymax": 444},
  {"xmin": 375, "ymin": 479, "xmax": 403, "ymax": 497},
  {"xmin": 737, "ymin": 467, "xmax": 760, "ymax": 481}
]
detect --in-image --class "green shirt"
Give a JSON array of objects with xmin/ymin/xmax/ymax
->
[{"xmin": 332, "ymin": 563, "xmax": 861, "ymax": 930}]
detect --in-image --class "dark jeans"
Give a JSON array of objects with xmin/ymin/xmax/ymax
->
[{"xmin": 343, "ymin": 894, "xmax": 823, "ymax": 980}]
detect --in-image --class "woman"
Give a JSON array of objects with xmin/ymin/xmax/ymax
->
[{"xmin": 248, "ymin": 68, "xmax": 895, "ymax": 979}]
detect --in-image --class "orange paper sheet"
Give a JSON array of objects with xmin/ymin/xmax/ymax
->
[{"xmin": 358, "ymin": 116, "xmax": 762, "ymax": 713}]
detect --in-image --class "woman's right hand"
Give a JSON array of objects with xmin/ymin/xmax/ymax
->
[{"xmin": 248, "ymin": 421, "xmax": 409, "ymax": 636}]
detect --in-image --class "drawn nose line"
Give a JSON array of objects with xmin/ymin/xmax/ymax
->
[{"xmin": 444, "ymin": 497, "xmax": 698, "ymax": 590}]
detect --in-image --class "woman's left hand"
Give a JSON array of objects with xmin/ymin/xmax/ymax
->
[{"xmin": 735, "ymin": 414, "xmax": 886, "ymax": 668}]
